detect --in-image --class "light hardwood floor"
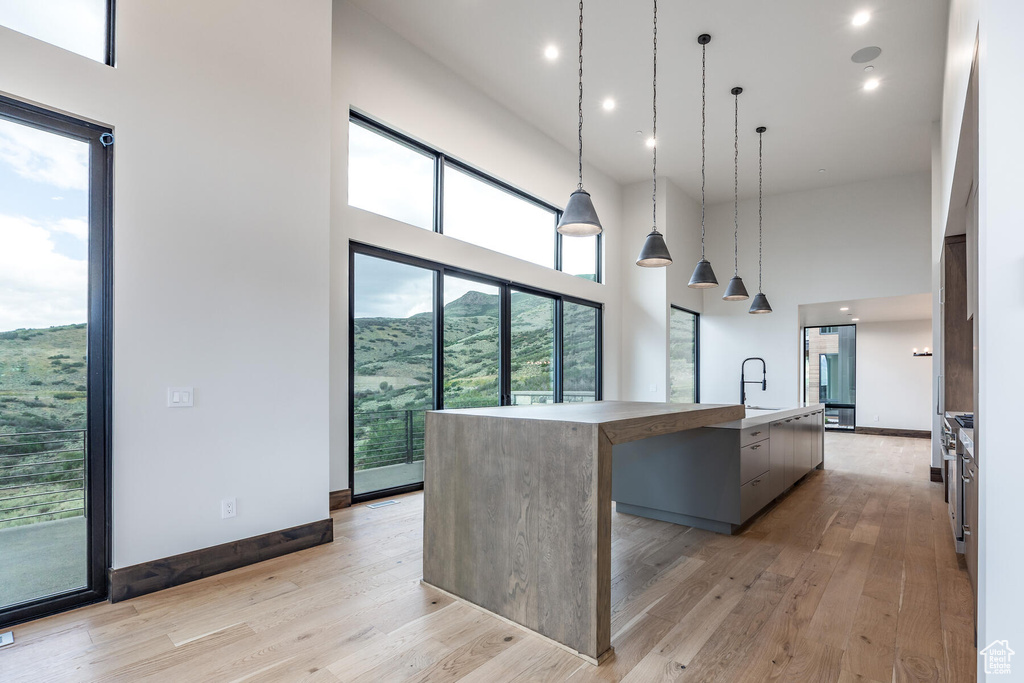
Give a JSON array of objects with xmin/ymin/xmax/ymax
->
[{"xmin": 1, "ymin": 433, "xmax": 976, "ymax": 682}]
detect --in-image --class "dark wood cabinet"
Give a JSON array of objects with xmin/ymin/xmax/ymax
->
[{"xmin": 942, "ymin": 235, "xmax": 973, "ymax": 413}]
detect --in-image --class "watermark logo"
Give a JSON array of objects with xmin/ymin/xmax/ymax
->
[{"xmin": 980, "ymin": 640, "xmax": 1015, "ymax": 675}]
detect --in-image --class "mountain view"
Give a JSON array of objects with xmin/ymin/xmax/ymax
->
[{"xmin": 352, "ymin": 290, "xmax": 598, "ymax": 471}]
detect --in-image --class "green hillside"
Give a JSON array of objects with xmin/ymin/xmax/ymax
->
[
  {"xmin": 0, "ymin": 324, "xmax": 88, "ymax": 434},
  {"xmin": 0, "ymin": 324, "xmax": 88, "ymax": 527},
  {"xmin": 352, "ymin": 290, "xmax": 597, "ymax": 470}
]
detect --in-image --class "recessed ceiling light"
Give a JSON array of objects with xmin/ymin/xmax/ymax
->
[
  {"xmin": 645, "ymin": 136, "xmax": 656, "ymax": 148},
  {"xmin": 543, "ymin": 45, "xmax": 559, "ymax": 61},
  {"xmin": 863, "ymin": 65, "xmax": 875, "ymax": 72},
  {"xmin": 602, "ymin": 97, "xmax": 616, "ymax": 111},
  {"xmin": 863, "ymin": 78, "xmax": 880, "ymax": 91},
  {"xmin": 840, "ymin": 307, "xmax": 849, "ymax": 311},
  {"xmin": 851, "ymin": 318, "xmax": 860, "ymax": 322},
  {"xmin": 852, "ymin": 11, "xmax": 871, "ymax": 27},
  {"xmin": 818, "ymin": 168, "xmax": 827, "ymax": 173}
]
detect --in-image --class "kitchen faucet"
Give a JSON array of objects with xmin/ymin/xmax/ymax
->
[{"xmin": 741, "ymin": 357, "xmax": 767, "ymax": 405}]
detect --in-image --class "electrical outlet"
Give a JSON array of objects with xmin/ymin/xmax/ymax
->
[
  {"xmin": 221, "ymin": 497, "xmax": 236, "ymax": 519},
  {"xmin": 874, "ymin": 415, "xmax": 880, "ymax": 423},
  {"xmin": 649, "ymin": 383, "xmax": 658, "ymax": 393}
]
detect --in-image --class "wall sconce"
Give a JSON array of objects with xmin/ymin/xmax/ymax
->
[{"xmin": 913, "ymin": 347, "xmax": 932, "ymax": 357}]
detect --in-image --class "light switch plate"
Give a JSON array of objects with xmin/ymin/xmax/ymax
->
[{"xmin": 168, "ymin": 387, "xmax": 194, "ymax": 408}]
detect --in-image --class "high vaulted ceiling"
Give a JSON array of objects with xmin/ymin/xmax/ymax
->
[{"xmin": 349, "ymin": 0, "xmax": 948, "ymax": 204}]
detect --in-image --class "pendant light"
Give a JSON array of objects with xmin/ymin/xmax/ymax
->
[
  {"xmin": 557, "ymin": 0, "xmax": 603, "ymax": 237},
  {"xmin": 636, "ymin": 0, "xmax": 671, "ymax": 267},
  {"xmin": 688, "ymin": 34, "xmax": 718, "ymax": 287},
  {"xmin": 749, "ymin": 126, "xmax": 773, "ymax": 314},
  {"xmin": 722, "ymin": 86, "xmax": 750, "ymax": 301}
]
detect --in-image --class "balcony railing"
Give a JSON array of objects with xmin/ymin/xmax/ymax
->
[
  {"xmin": 0, "ymin": 429, "xmax": 86, "ymax": 528},
  {"xmin": 353, "ymin": 410, "xmax": 425, "ymax": 471}
]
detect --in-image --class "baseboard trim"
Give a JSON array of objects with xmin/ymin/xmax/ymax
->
[
  {"xmin": 329, "ymin": 488, "xmax": 352, "ymax": 510},
  {"xmin": 855, "ymin": 427, "xmax": 931, "ymax": 439},
  {"xmin": 109, "ymin": 518, "xmax": 333, "ymax": 603},
  {"xmin": 930, "ymin": 466, "xmax": 944, "ymax": 483}
]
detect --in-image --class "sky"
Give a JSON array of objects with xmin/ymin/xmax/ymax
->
[
  {"xmin": 0, "ymin": 0, "xmax": 107, "ymax": 62},
  {"xmin": 0, "ymin": 117, "xmax": 90, "ymax": 332}
]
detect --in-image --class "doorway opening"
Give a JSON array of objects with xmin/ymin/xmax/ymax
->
[{"xmin": 803, "ymin": 325, "xmax": 856, "ymax": 430}]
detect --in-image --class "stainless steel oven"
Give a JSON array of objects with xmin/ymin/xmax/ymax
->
[{"xmin": 944, "ymin": 412, "xmax": 965, "ymax": 553}]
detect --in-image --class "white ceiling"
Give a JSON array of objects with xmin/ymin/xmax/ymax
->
[
  {"xmin": 349, "ymin": 0, "xmax": 948, "ymax": 204},
  {"xmin": 799, "ymin": 293, "xmax": 932, "ymax": 327}
]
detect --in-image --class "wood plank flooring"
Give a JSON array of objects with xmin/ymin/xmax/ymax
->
[{"xmin": 0, "ymin": 433, "xmax": 976, "ymax": 682}]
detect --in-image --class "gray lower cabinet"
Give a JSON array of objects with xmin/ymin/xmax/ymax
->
[{"xmin": 612, "ymin": 408, "xmax": 824, "ymax": 535}]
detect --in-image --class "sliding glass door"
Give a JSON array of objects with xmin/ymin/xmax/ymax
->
[
  {"xmin": 0, "ymin": 96, "xmax": 111, "ymax": 627},
  {"xmin": 351, "ymin": 255, "xmax": 435, "ymax": 497},
  {"xmin": 510, "ymin": 290, "xmax": 556, "ymax": 405},
  {"xmin": 443, "ymin": 276, "xmax": 500, "ymax": 409},
  {"xmin": 804, "ymin": 325, "xmax": 857, "ymax": 430},
  {"xmin": 350, "ymin": 245, "xmax": 602, "ymax": 501}
]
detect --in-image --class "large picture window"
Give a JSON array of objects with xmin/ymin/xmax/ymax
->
[
  {"xmin": 347, "ymin": 112, "xmax": 601, "ymax": 283},
  {"xmin": 350, "ymin": 244, "xmax": 602, "ymax": 501},
  {"xmin": 0, "ymin": 0, "xmax": 114, "ymax": 65},
  {"xmin": 669, "ymin": 306, "xmax": 699, "ymax": 403}
]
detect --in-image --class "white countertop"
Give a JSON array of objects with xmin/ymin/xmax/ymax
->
[{"xmin": 708, "ymin": 404, "xmax": 825, "ymax": 430}]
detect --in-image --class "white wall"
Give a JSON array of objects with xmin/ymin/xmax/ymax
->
[
  {"xmin": 329, "ymin": 1, "xmax": 625, "ymax": 491},
  {"xmin": 0, "ymin": 1, "xmax": 334, "ymax": 568},
  {"xmin": 619, "ymin": 180, "xmax": 667, "ymax": 402},
  {"xmin": 976, "ymin": 0, "xmax": 1024, "ymax": 670},
  {"xmin": 856, "ymin": 320, "xmax": 933, "ymax": 431},
  {"xmin": 699, "ymin": 174, "xmax": 932, "ymax": 409}
]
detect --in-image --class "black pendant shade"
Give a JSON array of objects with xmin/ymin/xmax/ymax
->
[
  {"xmin": 636, "ymin": 229, "xmax": 672, "ymax": 267},
  {"xmin": 750, "ymin": 125, "xmax": 773, "ymax": 315},
  {"xmin": 724, "ymin": 86, "xmax": 749, "ymax": 301},
  {"xmin": 749, "ymin": 292, "xmax": 773, "ymax": 314},
  {"xmin": 636, "ymin": 0, "xmax": 671, "ymax": 268},
  {"xmin": 558, "ymin": 0, "xmax": 602, "ymax": 237},
  {"xmin": 722, "ymin": 275, "xmax": 749, "ymax": 301},
  {"xmin": 688, "ymin": 259, "xmax": 718, "ymax": 288},
  {"xmin": 557, "ymin": 189, "xmax": 602, "ymax": 236},
  {"xmin": 688, "ymin": 33, "xmax": 717, "ymax": 288}
]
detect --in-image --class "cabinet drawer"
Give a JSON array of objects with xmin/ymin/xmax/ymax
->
[
  {"xmin": 740, "ymin": 441, "xmax": 770, "ymax": 484},
  {"xmin": 740, "ymin": 470, "xmax": 772, "ymax": 522},
  {"xmin": 740, "ymin": 425, "xmax": 769, "ymax": 447}
]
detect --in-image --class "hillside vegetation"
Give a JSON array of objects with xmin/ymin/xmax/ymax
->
[{"xmin": 0, "ymin": 324, "xmax": 88, "ymax": 527}]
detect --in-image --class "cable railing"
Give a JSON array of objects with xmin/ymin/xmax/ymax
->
[
  {"xmin": 0, "ymin": 429, "xmax": 86, "ymax": 528},
  {"xmin": 353, "ymin": 410, "xmax": 425, "ymax": 471}
]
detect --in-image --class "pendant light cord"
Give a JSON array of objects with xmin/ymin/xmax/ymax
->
[
  {"xmin": 733, "ymin": 90, "xmax": 739, "ymax": 276},
  {"xmin": 700, "ymin": 41, "xmax": 706, "ymax": 257},
  {"xmin": 577, "ymin": 0, "xmax": 584, "ymax": 190},
  {"xmin": 758, "ymin": 130, "xmax": 764, "ymax": 292},
  {"xmin": 651, "ymin": 0, "xmax": 658, "ymax": 230}
]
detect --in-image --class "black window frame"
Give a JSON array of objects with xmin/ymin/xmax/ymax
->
[
  {"xmin": 348, "ymin": 110, "xmax": 602, "ymax": 284},
  {"xmin": 349, "ymin": 242, "xmax": 603, "ymax": 503},
  {"xmin": 669, "ymin": 305, "xmax": 701, "ymax": 404},
  {"xmin": 0, "ymin": 94, "xmax": 113, "ymax": 628}
]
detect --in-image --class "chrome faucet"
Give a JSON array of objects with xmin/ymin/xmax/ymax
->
[{"xmin": 741, "ymin": 357, "xmax": 767, "ymax": 405}]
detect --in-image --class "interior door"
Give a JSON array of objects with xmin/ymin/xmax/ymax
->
[{"xmin": 0, "ymin": 96, "xmax": 111, "ymax": 627}]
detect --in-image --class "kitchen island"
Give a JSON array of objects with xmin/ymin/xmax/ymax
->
[
  {"xmin": 421, "ymin": 401, "xmax": 744, "ymax": 664},
  {"xmin": 613, "ymin": 405, "xmax": 825, "ymax": 534}
]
